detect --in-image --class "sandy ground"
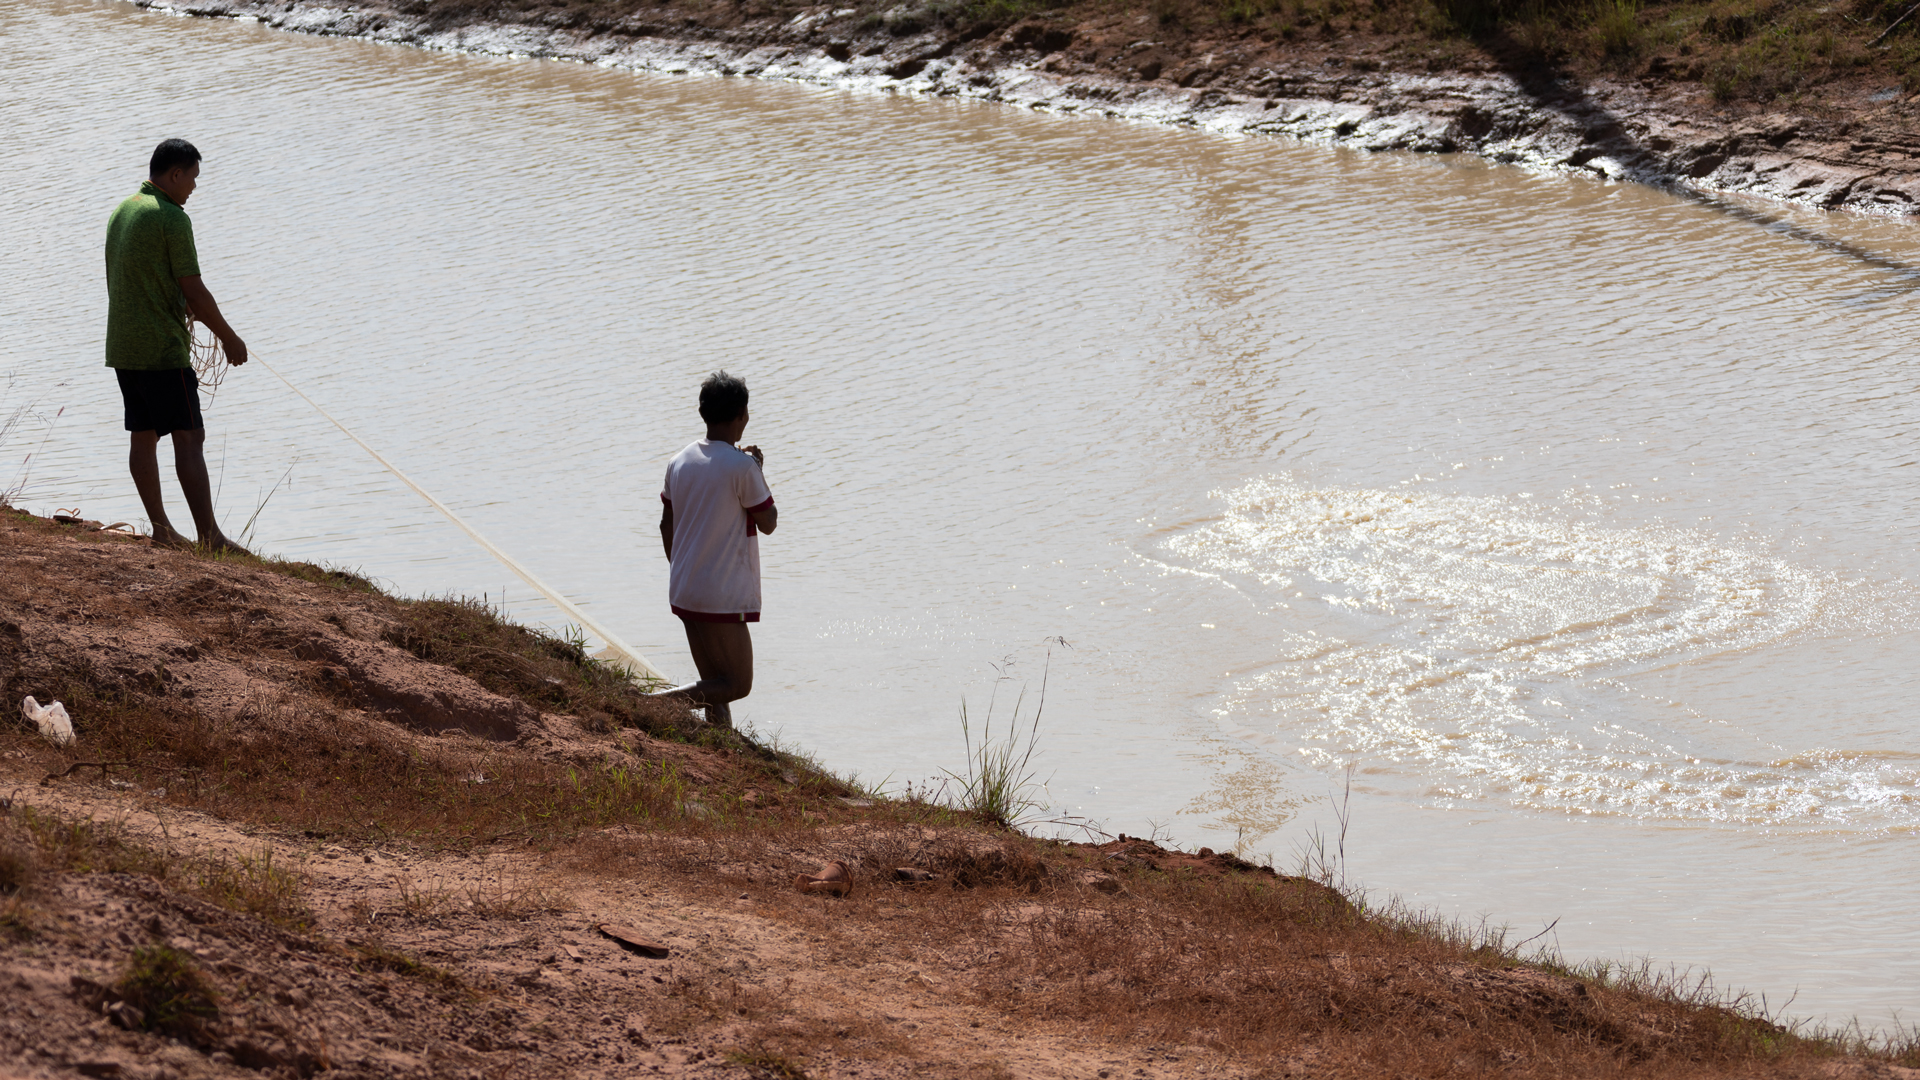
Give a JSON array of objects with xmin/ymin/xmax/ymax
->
[
  {"xmin": 7, "ymin": 514, "xmax": 1920, "ymax": 1080},
  {"xmin": 0, "ymin": 517, "xmax": 1242, "ymax": 1078},
  {"xmin": 1, "ymin": 777, "xmax": 1248, "ymax": 1080}
]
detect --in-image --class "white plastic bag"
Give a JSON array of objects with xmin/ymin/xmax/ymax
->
[{"xmin": 21, "ymin": 696, "xmax": 74, "ymax": 747}]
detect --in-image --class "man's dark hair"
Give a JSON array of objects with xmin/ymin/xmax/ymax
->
[
  {"xmin": 699, "ymin": 370, "xmax": 750, "ymax": 425},
  {"xmin": 149, "ymin": 139, "xmax": 201, "ymax": 178}
]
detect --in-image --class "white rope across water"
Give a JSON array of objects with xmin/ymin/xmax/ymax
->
[{"xmin": 247, "ymin": 353, "xmax": 667, "ymax": 683}]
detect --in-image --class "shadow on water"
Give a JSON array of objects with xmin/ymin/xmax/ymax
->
[{"xmin": 1467, "ymin": 21, "xmax": 1920, "ymax": 295}]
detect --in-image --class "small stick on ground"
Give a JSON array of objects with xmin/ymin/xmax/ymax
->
[{"xmin": 40, "ymin": 761, "xmax": 140, "ymax": 785}]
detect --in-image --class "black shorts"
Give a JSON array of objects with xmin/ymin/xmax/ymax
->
[{"xmin": 116, "ymin": 368, "xmax": 202, "ymax": 437}]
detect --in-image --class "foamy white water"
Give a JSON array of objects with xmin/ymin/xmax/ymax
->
[
  {"xmin": 1162, "ymin": 479, "xmax": 1912, "ymax": 827},
  {"xmin": 7, "ymin": 0, "xmax": 1920, "ymax": 1029}
]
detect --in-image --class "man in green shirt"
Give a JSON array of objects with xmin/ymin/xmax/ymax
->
[{"xmin": 104, "ymin": 138, "xmax": 249, "ymax": 553}]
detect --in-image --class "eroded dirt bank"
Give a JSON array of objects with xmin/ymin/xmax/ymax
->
[
  {"xmin": 4, "ymin": 509, "xmax": 1919, "ymax": 1079},
  {"xmin": 132, "ymin": 0, "xmax": 1920, "ymax": 215}
]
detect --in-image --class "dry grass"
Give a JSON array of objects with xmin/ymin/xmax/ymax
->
[
  {"xmin": 8, "ymin": 804, "xmax": 176, "ymax": 881},
  {"xmin": 0, "ymin": 837, "xmax": 36, "ymax": 943},
  {"xmin": 0, "ymin": 839, "xmax": 36, "ymax": 895},
  {"xmin": 566, "ymin": 818, "xmax": 1920, "ymax": 1077},
  {"xmin": 969, "ymin": 881, "xmax": 1689, "ymax": 1074},
  {"xmin": 38, "ymin": 693, "xmax": 690, "ymax": 842},
  {"xmin": 116, "ymin": 943, "xmax": 221, "ymax": 1040},
  {"xmin": 724, "ymin": 1045, "xmax": 815, "ymax": 1079},
  {"xmin": 1434, "ymin": 0, "xmax": 1889, "ymax": 97},
  {"xmin": 390, "ymin": 862, "xmax": 574, "ymax": 918},
  {"xmin": 9, "ymin": 514, "xmax": 1920, "ymax": 1076},
  {"xmin": 1107, "ymin": 0, "xmax": 1903, "ymax": 101},
  {"xmin": 1167, "ymin": 0, "xmax": 1916, "ymax": 102},
  {"xmin": 403, "ymin": 0, "xmax": 1920, "ymax": 104},
  {"xmin": 191, "ymin": 846, "xmax": 314, "ymax": 931},
  {"xmin": 3, "ymin": 804, "xmax": 316, "ymax": 931},
  {"xmin": 0, "ymin": 898, "xmax": 32, "ymax": 941},
  {"xmin": 380, "ymin": 595, "xmax": 675, "ymax": 732},
  {"xmin": 245, "ymin": 0, "xmax": 1907, "ymax": 109},
  {"xmin": 347, "ymin": 939, "xmax": 471, "ymax": 998},
  {"xmin": 7, "ymin": 685, "xmax": 972, "ymax": 847},
  {"xmin": 0, "ymin": 514, "xmax": 930, "ymax": 846}
]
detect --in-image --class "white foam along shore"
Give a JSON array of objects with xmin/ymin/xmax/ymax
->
[{"xmin": 134, "ymin": 0, "xmax": 1920, "ymax": 217}]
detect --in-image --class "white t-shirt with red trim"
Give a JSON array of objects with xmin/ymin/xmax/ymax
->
[{"xmin": 661, "ymin": 439, "xmax": 774, "ymax": 621}]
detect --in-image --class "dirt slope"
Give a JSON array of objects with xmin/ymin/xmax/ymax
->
[{"xmin": 3, "ymin": 508, "xmax": 1917, "ymax": 1079}]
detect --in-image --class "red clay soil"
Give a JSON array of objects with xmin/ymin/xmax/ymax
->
[{"xmin": 3, "ymin": 508, "xmax": 1918, "ymax": 1079}]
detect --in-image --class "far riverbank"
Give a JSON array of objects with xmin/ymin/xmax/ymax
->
[{"xmin": 133, "ymin": 0, "xmax": 1920, "ymax": 214}]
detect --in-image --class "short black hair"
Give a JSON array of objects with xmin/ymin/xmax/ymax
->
[
  {"xmin": 149, "ymin": 139, "xmax": 201, "ymax": 178},
  {"xmin": 698, "ymin": 370, "xmax": 750, "ymax": 426}
]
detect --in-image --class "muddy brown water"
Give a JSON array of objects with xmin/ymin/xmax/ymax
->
[{"xmin": 9, "ymin": 0, "xmax": 1920, "ymax": 1031}]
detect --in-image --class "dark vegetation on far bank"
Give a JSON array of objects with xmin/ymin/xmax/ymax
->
[
  {"xmin": 421, "ymin": 0, "xmax": 1920, "ymax": 107},
  {"xmin": 6, "ymin": 506, "xmax": 1920, "ymax": 1077}
]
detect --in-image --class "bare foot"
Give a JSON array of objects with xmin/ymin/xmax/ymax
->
[
  {"xmin": 646, "ymin": 688, "xmax": 732, "ymax": 728},
  {"xmin": 150, "ymin": 525, "xmax": 193, "ymax": 550},
  {"xmin": 202, "ymin": 533, "xmax": 251, "ymax": 557}
]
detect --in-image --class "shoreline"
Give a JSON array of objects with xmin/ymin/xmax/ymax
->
[
  {"xmin": 6, "ymin": 506, "xmax": 1920, "ymax": 1076},
  {"xmin": 131, "ymin": 0, "xmax": 1920, "ymax": 216}
]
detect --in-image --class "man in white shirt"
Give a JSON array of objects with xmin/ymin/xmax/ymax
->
[{"xmin": 653, "ymin": 371, "xmax": 778, "ymax": 728}]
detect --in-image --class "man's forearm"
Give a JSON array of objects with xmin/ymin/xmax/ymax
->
[{"xmin": 179, "ymin": 277, "xmax": 239, "ymax": 341}]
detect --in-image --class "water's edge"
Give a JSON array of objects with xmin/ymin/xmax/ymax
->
[{"xmin": 134, "ymin": 0, "xmax": 1920, "ymax": 216}]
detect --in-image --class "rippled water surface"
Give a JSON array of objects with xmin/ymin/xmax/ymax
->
[{"xmin": 10, "ymin": 0, "xmax": 1920, "ymax": 1028}]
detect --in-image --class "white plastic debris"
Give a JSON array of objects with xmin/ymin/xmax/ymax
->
[{"xmin": 21, "ymin": 696, "xmax": 74, "ymax": 747}]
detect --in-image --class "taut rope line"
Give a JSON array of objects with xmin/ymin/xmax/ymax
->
[{"xmin": 248, "ymin": 353, "xmax": 667, "ymax": 682}]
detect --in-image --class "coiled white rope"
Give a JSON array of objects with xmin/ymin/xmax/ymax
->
[
  {"xmin": 187, "ymin": 316, "xmax": 230, "ymax": 400},
  {"xmin": 247, "ymin": 353, "xmax": 666, "ymax": 682}
]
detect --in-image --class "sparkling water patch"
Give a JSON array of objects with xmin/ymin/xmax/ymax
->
[
  {"xmin": 1164, "ymin": 479, "xmax": 1826, "ymax": 675},
  {"xmin": 1158, "ymin": 478, "xmax": 1916, "ymax": 829}
]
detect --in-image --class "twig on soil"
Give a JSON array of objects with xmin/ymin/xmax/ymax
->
[
  {"xmin": 1869, "ymin": 0, "xmax": 1920, "ymax": 45},
  {"xmin": 39, "ymin": 760, "xmax": 168, "ymax": 785}
]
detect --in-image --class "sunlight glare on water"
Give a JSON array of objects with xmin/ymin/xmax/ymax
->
[{"xmin": 1159, "ymin": 478, "xmax": 1916, "ymax": 828}]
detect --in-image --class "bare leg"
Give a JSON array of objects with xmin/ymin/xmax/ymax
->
[
  {"xmin": 650, "ymin": 621, "xmax": 754, "ymax": 727},
  {"xmin": 129, "ymin": 431, "xmax": 191, "ymax": 548},
  {"xmin": 171, "ymin": 428, "xmax": 247, "ymax": 554}
]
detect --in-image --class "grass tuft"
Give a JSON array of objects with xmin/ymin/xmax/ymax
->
[
  {"xmin": 725, "ymin": 1046, "xmax": 812, "ymax": 1079},
  {"xmin": 0, "ymin": 896, "xmax": 33, "ymax": 940},
  {"xmin": 13, "ymin": 806, "xmax": 174, "ymax": 879},
  {"xmin": 382, "ymin": 595, "xmax": 676, "ymax": 727},
  {"xmin": 391, "ymin": 863, "xmax": 573, "ymax": 918},
  {"xmin": 256, "ymin": 557, "xmax": 380, "ymax": 593},
  {"xmin": 351, "ymin": 940, "xmax": 470, "ymax": 997},
  {"xmin": 116, "ymin": 944, "xmax": 219, "ymax": 1039},
  {"xmin": 192, "ymin": 847, "xmax": 313, "ymax": 931},
  {"xmin": 938, "ymin": 647, "xmax": 1059, "ymax": 829},
  {"xmin": 7, "ymin": 805, "xmax": 319, "ymax": 932},
  {"xmin": 0, "ymin": 842, "xmax": 36, "ymax": 895},
  {"xmin": 1592, "ymin": 0, "xmax": 1647, "ymax": 57}
]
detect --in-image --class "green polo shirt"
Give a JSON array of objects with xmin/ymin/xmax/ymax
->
[{"xmin": 103, "ymin": 180, "xmax": 200, "ymax": 371}]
